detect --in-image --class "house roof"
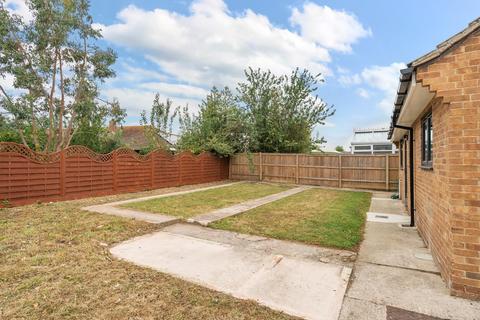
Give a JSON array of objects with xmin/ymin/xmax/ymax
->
[
  {"xmin": 388, "ymin": 17, "xmax": 480, "ymax": 139},
  {"xmin": 351, "ymin": 128, "xmax": 391, "ymax": 145},
  {"xmin": 112, "ymin": 125, "xmax": 172, "ymax": 150}
]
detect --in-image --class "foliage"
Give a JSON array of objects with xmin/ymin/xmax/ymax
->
[
  {"xmin": 237, "ymin": 68, "xmax": 335, "ymax": 153},
  {"xmin": 139, "ymin": 94, "xmax": 177, "ymax": 154},
  {"xmin": 0, "ymin": 0, "xmax": 121, "ymax": 152},
  {"xmin": 70, "ymin": 99, "xmax": 125, "ymax": 153},
  {"xmin": 335, "ymin": 145, "xmax": 345, "ymax": 152},
  {"xmin": 177, "ymin": 68, "xmax": 334, "ymax": 157},
  {"xmin": 177, "ymin": 87, "xmax": 251, "ymax": 156}
]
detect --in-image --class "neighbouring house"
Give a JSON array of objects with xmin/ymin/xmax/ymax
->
[
  {"xmin": 109, "ymin": 122, "xmax": 173, "ymax": 152},
  {"xmin": 350, "ymin": 128, "xmax": 396, "ymax": 154},
  {"xmin": 389, "ymin": 18, "xmax": 480, "ymax": 299}
]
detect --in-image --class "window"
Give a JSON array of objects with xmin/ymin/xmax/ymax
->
[
  {"xmin": 373, "ymin": 144, "xmax": 393, "ymax": 151},
  {"xmin": 354, "ymin": 145, "xmax": 371, "ymax": 151},
  {"xmin": 421, "ymin": 112, "xmax": 433, "ymax": 168}
]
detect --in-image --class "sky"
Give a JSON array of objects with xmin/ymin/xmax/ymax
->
[{"xmin": 4, "ymin": 0, "xmax": 480, "ymax": 150}]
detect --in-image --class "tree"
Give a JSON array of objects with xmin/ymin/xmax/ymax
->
[
  {"xmin": 0, "ymin": 0, "xmax": 118, "ymax": 152},
  {"xmin": 335, "ymin": 145, "xmax": 345, "ymax": 152},
  {"xmin": 177, "ymin": 87, "xmax": 250, "ymax": 156},
  {"xmin": 237, "ymin": 68, "xmax": 335, "ymax": 153},
  {"xmin": 139, "ymin": 94, "xmax": 178, "ymax": 153}
]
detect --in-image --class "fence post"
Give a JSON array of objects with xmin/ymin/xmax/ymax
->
[
  {"xmin": 150, "ymin": 153, "xmax": 155, "ymax": 189},
  {"xmin": 228, "ymin": 155, "xmax": 232, "ymax": 180},
  {"xmin": 295, "ymin": 154, "xmax": 299, "ymax": 184},
  {"xmin": 259, "ymin": 152, "xmax": 263, "ymax": 181},
  {"xmin": 338, "ymin": 155, "xmax": 342, "ymax": 188},
  {"xmin": 60, "ymin": 150, "xmax": 66, "ymax": 197},
  {"xmin": 385, "ymin": 154, "xmax": 389, "ymax": 191},
  {"xmin": 112, "ymin": 151, "xmax": 118, "ymax": 192}
]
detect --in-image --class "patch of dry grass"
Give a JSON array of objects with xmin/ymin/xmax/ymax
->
[
  {"xmin": 0, "ymin": 182, "xmax": 297, "ymax": 320},
  {"xmin": 121, "ymin": 182, "xmax": 291, "ymax": 218}
]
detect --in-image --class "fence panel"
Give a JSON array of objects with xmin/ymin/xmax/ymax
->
[
  {"xmin": 0, "ymin": 143, "xmax": 229, "ymax": 206},
  {"xmin": 230, "ymin": 153, "xmax": 398, "ymax": 191}
]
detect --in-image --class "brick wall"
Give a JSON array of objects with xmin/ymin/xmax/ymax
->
[{"xmin": 413, "ymin": 30, "xmax": 480, "ymax": 299}]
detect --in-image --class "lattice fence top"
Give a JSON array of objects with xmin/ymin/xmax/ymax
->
[
  {"xmin": 0, "ymin": 143, "xmax": 61, "ymax": 163},
  {"xmin": 0, "ymin": 142, "xmax": 218, "ymax": 163}
]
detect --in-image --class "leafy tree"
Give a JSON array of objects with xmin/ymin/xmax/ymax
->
[
  {"xmin": 0, "ymin": 113, "xmax": 22, "ymax": 143},
  {"xmin": 237, "ymin": 68, "xmax": 335, "ymax": 153},
  {"xmin": 0, "ymin": 0, "xmax": 118, "ymax": 152},
  {"xmin": 177, "ymin": 87, "xmax": 250, "ymax": 156},
  {"xmin": 335, "ymin": 145, "xmax": 345, "ymax": 152},
  {"xmin": 139, "ymin": 94, "xmax": 178, "ymax": 153},
  {"xmin": 70, "ymin": 98, "xmax": 125, "ymax": 152}
]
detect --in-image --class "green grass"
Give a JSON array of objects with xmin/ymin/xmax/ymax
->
[
  {"xmin": 121, "ymin": 182, "xmax": 291, "ymax": 219},
  {"xmin": 210, "ymin": 188, "xmax": 371, "ymax": 250}
]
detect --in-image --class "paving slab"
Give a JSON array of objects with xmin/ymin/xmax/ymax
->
[
  {"xmin": 367, "ymin": 212, "xmax": 411, "ymax": 224},
  {"xmin": 340, "ymin": 196, "xmax": 480, "ymax": 320},
  {"xmin": 339, "ymin": 297, "xmax": 386, "ymax": 320},
  {"xmin": 369, "ymin": 198, "xmax": 407, "ymax": 215},
  {"xmin": 111, "ymin": 225, "xmax": 352, "ymax": 320},
  {"xmin": 358, "ymin": 222, "xmax": 438, "ymax": 273},
  {"xmin": 345, "ymin": 262, "xmax": 480, "ymax": 320},
  {"xmin": 163, "ymin": 223, "xmax": 356, "ymax": 266},
  {"xmin": 188, "ymin": 186, "xmax": 311, "ymax": 225}
]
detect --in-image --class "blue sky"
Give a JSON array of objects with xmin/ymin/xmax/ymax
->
[{"xmin": 6, "ymin": 0, "xmax": 480, "ymax": 150}]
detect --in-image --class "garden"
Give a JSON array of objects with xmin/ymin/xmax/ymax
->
[{"xmin": 0, "ymin": 181, "xmax": 371, "ymax": 318}]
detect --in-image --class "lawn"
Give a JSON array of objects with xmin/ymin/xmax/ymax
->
[
  {"xmin": 210, "ymin": 188, "xmax": 371, "ymax": 250},
  {"xmin": 0, "ymin": 183, "xmax": 297, "ymax": 320},
  {"xmin": 121, "ymin": 182, "xmax": 291, "ymax": 219}
]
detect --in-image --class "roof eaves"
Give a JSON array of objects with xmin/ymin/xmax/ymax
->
[
  {"xmin": 409, "ymin": 17, "xmax": 480, "ymax": 68},
  {"xmin": 389, "ymin": 17, "xmax": 480, "ymax": 140}
]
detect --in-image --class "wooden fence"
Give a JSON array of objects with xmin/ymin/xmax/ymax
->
[
  {"xmin": 230, "ymin": 153, "xmax": 399, "ymax": 191},
  {"xmin": 0, "ymin": 143, "xmax": 229, "ymax": 206}
]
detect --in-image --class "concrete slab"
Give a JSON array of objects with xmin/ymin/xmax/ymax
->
[
  {"xmin": 188, "ymin": 186, "xmax": 311, "ymax": 225},
  {"xmin": 111, "ymin": 227, "xmax": 352, "ymax": 320},
  {"xmin": 163, "ymin": 223, "xmax": 356, "ymax": 267},
  {"xmin": 367, "ymin": 212, "xmax": 410, "ymax": 224},
  {"xmin": 82, "ymin": 205, "xmax": 180, "ymax": 224},
  {"xmin": 341, "ymin": 196, "xmax": 480, "ymax": 319},
  {"xmin": 346, "ymin": 262, "xmax": 480, "ymax": 320},
  {"xmin": 369, "ymin": 198, "xmax": 407, "ymax": 215},
  {"xmin": 358, "ymin": 222, "xmax": 438, "ymax": 273},
  {"xmin": 339, "ymin": 297, "xmax": 386, "ymax": 320}
]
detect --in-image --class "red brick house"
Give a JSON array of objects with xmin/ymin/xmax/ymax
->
[{"xmin": 389, "ymin": 18, "xmax": 480, "ymax": 299}]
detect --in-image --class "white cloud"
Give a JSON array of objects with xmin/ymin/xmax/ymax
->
[
  {"xmin": 338, "ymin": 62, "xmax": 406, "ymax": 113},
  {"xmin": 338, "ymin": 73, "xmax": 362, "ymax": 86},
  {"xmin": 290, "ymin": 2, "xmax": 371, "ymax": 53},
  {"xmin": 96, "ymin": 1, "xmax": 339, "ymax": 90},
  {"xmin": 0, "ymin": 74, "xmax": 15, "ymax": 92},
  {"xmin": 95, "ymin": 0, "xmax": 371, "ymax": 122},
  {"xmin": 4, "ymin": 0, "xmax": 33, "ymax": 22},
  {"xmin": 356, "ymin": 88, "xmax": 370, "ymax": 99},
  {"xmin": 361, "ymin": 62, "xmax": 405, "ymax": 94}
]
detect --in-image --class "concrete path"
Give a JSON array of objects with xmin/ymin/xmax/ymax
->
[
  {"xmin": 82, "ymin": 182, "xmax": 240, "ymax": 224},
  {"xmin": 340, "ymin": 192, "xmax": 480, "ymax": 320},
  {"xmin": 111, "ymin": 223, "xmax": 354, "ymax": 320},
  {"xmin": 188, "ymin": 185, "xmax": 311, "ymax": 225}
]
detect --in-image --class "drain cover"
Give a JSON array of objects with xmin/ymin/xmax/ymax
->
[{"xmin": 375, "ymin": 215, "xmax": 389, "ymax": 219}]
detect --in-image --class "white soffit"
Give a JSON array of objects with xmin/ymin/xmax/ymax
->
[{"xmin": 392, "ymin": 73, "xmax": 435, "ymax": 141}]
